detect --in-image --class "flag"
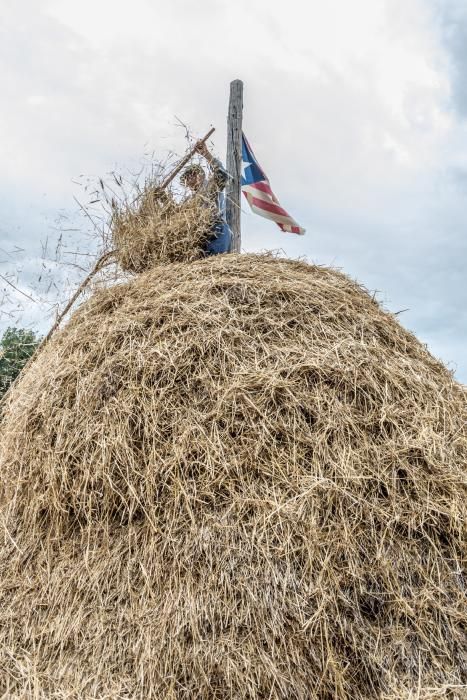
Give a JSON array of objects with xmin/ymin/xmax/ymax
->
[{"xmin": 241, "ymin": 133, "xmax": 305, "ymax": 235}]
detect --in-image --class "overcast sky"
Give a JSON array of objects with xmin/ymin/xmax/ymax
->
[{"xmin": 0, "ymin": 0, "xmax": 466, "ymax": 381}]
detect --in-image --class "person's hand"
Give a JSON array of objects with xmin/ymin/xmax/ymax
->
[{"xmin": 194, "ymin": 140, "xmax": 211, "ymax": 158}]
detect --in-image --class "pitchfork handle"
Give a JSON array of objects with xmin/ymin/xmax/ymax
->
[{"xmin": 159, "ymin": 127, "xmax": 216, "ymax": 191}]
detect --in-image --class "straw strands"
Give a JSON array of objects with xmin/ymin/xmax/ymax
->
[
  {"xmin": 111, "ymin": 187, "xmax": 215, "ymax": 272},
  {"xmin": 0, "ymin": 254, "xmax": 466, "ymax": 699}
]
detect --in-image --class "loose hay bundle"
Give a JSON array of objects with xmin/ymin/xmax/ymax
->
[
  {"xmin": 111, "ymin": 186, "xmax": 215, "ymax": 272},
  {"xmin": 1, "ymin": 254, "xmax": 466, "ymax": 699}
]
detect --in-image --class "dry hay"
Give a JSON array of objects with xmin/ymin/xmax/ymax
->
[
  {"xmin": 111, "ymin": 186, "xmax": 215, "ymax": 272},
  {"xmin": 0, "ymin": 254, "xmax": 466, "ymax": 699}
]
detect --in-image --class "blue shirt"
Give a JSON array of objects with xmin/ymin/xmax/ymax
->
[{"xmin": 199, "ymin": 159, "xmax": 232, "ymax": 256}]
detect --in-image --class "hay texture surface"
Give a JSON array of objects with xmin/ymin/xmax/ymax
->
[
  {"xmin": 1, "ymin": 255, "xmax": 466, "ymax": 699},
  {"xmin": 112, "ymin": 188, "xmax": 214, "ymax": 272}
]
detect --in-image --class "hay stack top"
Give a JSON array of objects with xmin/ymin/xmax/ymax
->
[
  {"xmin": 1, "ymin": 254, "xmax": 466, "ymax": 699},
  {"xmin": 111, "ymin": 187, "xmax": 215, "ymax": 272}
]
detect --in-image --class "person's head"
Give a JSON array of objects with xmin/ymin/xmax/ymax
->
[{"xmin": 181, "ymin": 164, "xmax": 205, "ymax": 192}]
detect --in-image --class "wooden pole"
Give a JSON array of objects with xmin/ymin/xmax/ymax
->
[{"xmin": 226, "ymin": 79, "xmax": 243, "ymax": 253}]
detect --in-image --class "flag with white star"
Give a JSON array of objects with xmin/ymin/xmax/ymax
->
[{"xmin": 241, "ymin": 133, "xmax": 305, "ymax": 235}]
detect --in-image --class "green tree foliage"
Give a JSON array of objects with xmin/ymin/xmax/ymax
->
[{"xmin": 0, "ymin": 327, "xmax": 41, "ymax": 399}]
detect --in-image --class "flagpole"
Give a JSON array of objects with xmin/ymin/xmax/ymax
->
[{"xmin": 226, "ymin": 79, "xmax": 243, "ymax": 254}]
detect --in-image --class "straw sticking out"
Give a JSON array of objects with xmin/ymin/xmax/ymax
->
[{"xmin": 111, "ymin": 186, "xmax": 216, "ymax": 272}]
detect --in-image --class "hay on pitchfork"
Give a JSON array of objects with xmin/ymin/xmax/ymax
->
[
  {"xmin": 111, "ymin": 184, "xmax": 216, "ymax": 272},
  {"xmin": 0, "ymin": 254, "xmax": 466, "ymax": 699}
]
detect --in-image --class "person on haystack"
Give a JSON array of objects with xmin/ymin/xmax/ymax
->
[{"xmin": 180, "ymin": 140, "xmax": 231, "ymax": 255}]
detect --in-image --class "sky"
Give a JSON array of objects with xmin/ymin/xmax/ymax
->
[{"xmin": 0, "ymin": 0, "xmax": 466, "ymax": 381}]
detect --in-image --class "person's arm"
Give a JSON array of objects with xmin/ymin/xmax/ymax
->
[
  {"xmin": 195, "ymin": 141, "xmax": 228, "ymax": 188},
  {"xmin": 194, "ymin": 140, "xmax": 217, "ymax": 167}
]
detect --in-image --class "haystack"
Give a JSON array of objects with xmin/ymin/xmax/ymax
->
[
  {"xmin": 0, "ymin": 254, "xmax": 466, "ymax": 699},
  {"xmin": 111, "ymin": 187, "xmax": 214, "ymax": 272}
]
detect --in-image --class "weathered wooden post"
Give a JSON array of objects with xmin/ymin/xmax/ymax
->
[{"xmin": 226, "ymin": 79, "xmax": 243, "ymax": 253}]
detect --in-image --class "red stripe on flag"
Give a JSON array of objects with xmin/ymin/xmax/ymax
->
[
  {"xmin": 250, "ymin": 195, "xmax": 291, "ymax": 219},
  {"xmin": 250, "ymin": 180, "xmax": 274, "ymax": 196},
  {"xmin": 246, "ymin": 196, "xmax": 304, "ymax": 235},
  {"xmin": 244, "ymin": 190, "xmax": 298, "ymax": 224},
  {"xmin": 251, "ymin": 181, "xmax": 280, "ymax": 205}
]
